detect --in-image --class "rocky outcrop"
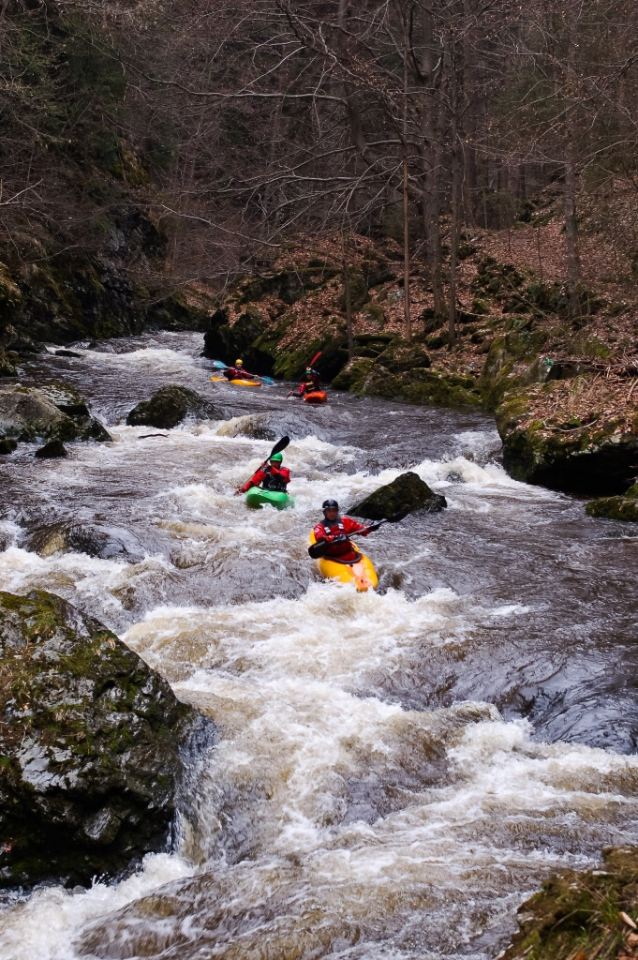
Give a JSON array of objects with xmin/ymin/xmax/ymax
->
[
  {"xmin": 586, "ymin": 483, "xmax": 638, "ymax": 522},
  {"xmin": 501, "ymin": 846, "xmax": 638, "ymax": 960},
  {"xmin": 126, "ymin": 385, "xmax": 219, "ymax": 429},
  {"xmin": 0, "ymin": 382, "xmax": 111, "ymax": 445},
  {"xmin": 351, "ymin": 471, "xmax": 447, "ymax": 520},
  {"xmin": 0, "ymin": 590, "xmax": 211, "ymax": 889},
  {"xmin": 501, "ymin": 421, "xmax": 638, "ymax": 496}
]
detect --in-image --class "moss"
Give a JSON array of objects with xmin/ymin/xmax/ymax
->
[
  {"xmin": 501, "ymin": 846, "xmax": 638, "ymax": 960},
  {"xmin": 586, "ymin": 496, "xmax": 638, "ymax": 522},
  {"xmin": 331, "ymin": 358, "xmax": 375, "ymax": 392},
  {"xmin": 364, "ymin": 367, "xmax": 482, "ymax": 408},
  {"xmin": 361, "ymin": 302, "xmax": 386, "ymax": 328}
]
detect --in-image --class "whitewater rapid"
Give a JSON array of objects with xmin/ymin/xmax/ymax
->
[{"xmin": 1, "ymin": 333, "xmax": 637, "ymax": 960}]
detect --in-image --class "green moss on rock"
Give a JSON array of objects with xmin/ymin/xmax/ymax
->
[
  {"xmin": 126, "ymin": 385, "xmax": 219, "ymax": 429},
  {"xmin": 0, "ymin": 590, "xmax": 212, "ymax": 889},
  {"xmin": 501, "ymin": 846, "xmax": 638, "ymax": 960}
]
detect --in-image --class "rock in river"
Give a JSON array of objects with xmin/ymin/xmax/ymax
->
[
  {"xmin": 586, "ymin": 482, "xmax": 638, "ymax": 522},
  {"xmin": 126, "ymin": 385, "xmax": 219, "ymax": 429},
  {"xmin": 0, "ymin": 381, "xmax": 111, "ymax": 445},
  {"xmin": 351, "ymin": 471, "xmax": 447, "ymax": 520},
  {"xmin": 0, "ymin": 590, "xmax": 212, "ymax": 889}
]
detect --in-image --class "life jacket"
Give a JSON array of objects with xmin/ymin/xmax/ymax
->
[
  {"xmin": 262, "ymin": 466, "xmax": 288, "ymax": 492},
  {"xmin": 316, "ymin": 517, "xmax": 358, "ymax": 559}
]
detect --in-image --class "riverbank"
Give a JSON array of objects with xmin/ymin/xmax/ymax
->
[{"xmin": 203, "ymin": 226, "xmax": 637, "ymax": 500}]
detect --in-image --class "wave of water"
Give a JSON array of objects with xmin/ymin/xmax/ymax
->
[{"xmin": 1, "ymin": 334, "xmax": 637, "ymax": 959}]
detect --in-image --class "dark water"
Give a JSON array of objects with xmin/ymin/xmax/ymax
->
[{"xmin": 1, "ymin": 332, "xmax": 637, "ymax": 960}]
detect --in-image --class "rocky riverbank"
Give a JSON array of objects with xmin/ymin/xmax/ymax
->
[
  {"xmin": 0, "ymin": 590, "xmax": 213, "ymax": 890},
  {"xmin": 500, "ymin": 846, "xmax": 638, "ymax": 960},
  {"xmin": 201, "ymin": 231, "xmax": 638, "ymax": 507}
]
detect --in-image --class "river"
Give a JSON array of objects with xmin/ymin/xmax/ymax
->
[{"xmin": 1, "ymin": 332, "xmax": 637, "ymax": 960}]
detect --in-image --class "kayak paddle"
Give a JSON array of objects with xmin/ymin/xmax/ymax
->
[{"xmin": 307, "ymin": 512, "xmax": 407, "ymax": 559}]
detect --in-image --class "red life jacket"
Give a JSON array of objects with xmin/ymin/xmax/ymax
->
[{"xmin": 313, "ymin": 516, "xmax": 368, "ymax": 559}]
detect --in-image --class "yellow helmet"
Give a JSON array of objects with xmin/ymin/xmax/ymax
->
[{"xmin": 235, "ymin": 359, "xmax": 243, "ymax": 367}]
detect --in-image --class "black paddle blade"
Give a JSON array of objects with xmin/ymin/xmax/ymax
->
[
  {"xmin": 270, "ymin": 436, "xmax": 290, "ymax": 458},
  {"xmin": 308, "ymin": 540, "xmax": 330, "ymax": 559}
]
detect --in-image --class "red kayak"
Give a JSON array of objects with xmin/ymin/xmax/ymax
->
[{"xmin": 303, "ymin": 391, "xmax": 328, "ymax": 405}]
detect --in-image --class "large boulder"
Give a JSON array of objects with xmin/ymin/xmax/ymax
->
[
  {"xmin": 586, "ymin": 483, "xmax": 638, "ymax": 522},
  {"xmin": 0, "ymin": 382, "xmax": 111, "ymax": 444},
  {"xmin": 126, "ymin": 385, "xmax": 219, "ymax": 429},
  {"xmin": 501, "ymin": 422, "xmax": 638, "ymax": 496},
  {"xmin": 350, "ymin": 471, "xmax": 447, "ymax": 520},
  {"xmin": 0, "ymin": 590, "xmax": 211, "ymax": 889}
]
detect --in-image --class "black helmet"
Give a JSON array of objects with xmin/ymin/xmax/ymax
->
[{"xmin": 322, "ymin": 499, "xmax": 339, "ymax": 511}]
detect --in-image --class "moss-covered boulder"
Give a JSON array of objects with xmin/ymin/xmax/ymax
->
[
  {"xmin": 501, "ymin": 846, "xmax": 638, "ymax": 960},
  {"xmin": 350, "ymin": 471, "xmax": 447, "ymax": 520},
  {"xmin": 0, "ymin": 383, "xmax": 111, "ymax": 445},
  {"xmin": 500, "ymin": 419, "xmax": 638, "ymax": 496},
  {"xmin": 586, "ymin": 483, "xmax": 638, "ymax": 521},
  {"xmin": 362, "ymin": 366, "xmax": 483, "ymax": 407},
  {"xmin": 126, "ymin": 385, "xmax": 218, "ymax": 429},
  {"xmin": 0, "ymin": 590, "xmax": 212, "ymax": 889}
]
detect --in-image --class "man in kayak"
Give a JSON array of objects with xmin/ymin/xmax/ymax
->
[
  {"xmin": 235, "ymin": 452, "xmax": 291, "ymax": 496},
  {"xmin": 291, "ymin": 366, "xmax": 321, "ymax": 397},
  {"xmin": 223, "ymin": 359, "xmax": 259, "ymax": 382},
  {"xmin": 312, "ymin": 499, "xmax": 378, "ymax": 562}
]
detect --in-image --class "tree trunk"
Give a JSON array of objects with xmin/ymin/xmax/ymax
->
[{"xmin": 565, "ymin": 2, "xmax": 581, "ymax": 319}]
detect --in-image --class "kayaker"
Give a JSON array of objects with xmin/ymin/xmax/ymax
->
[
  {"xmin": 223, "ymin": 359, "xmax": 259, "ymax": 382},
  {"xmin": 312, "ymin": 499, "xmax": 378, "ymax": 562},
  {"xmin": 235, "ymin": 452, "xmax": 291, "ymax": 496},
  {"xmin": 291, "ymin": 366, "xmax": 321, "ymax": 397}
]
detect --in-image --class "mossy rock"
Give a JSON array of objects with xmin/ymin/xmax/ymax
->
[
  {"xmin": 0, "ymin": 384, "xmax": 110, "ymax": 444},
  {"xmin": 376, "ymin": 340, "xmax": 431, "ymax": 373},
  {"xmin": 126, "ymin": 386, "xmax": 218, "ymax": 429},
  {"xmin": 238, "ymin": 264, "xmax": 339, "ymax": 306},
  {"xmin": 363, "ymin": 367, "xmax": 482, "ymax": 408},
  {"xmin": 350, "ymin": 471, "xmax": 447, "ymax": 520},
  {"xmin": 586, "ymin": 495, "xmax": 638, "ymax": 522},
  {"xmin": 500, "ymin": 421, "xmax": 638, "ymax": 496},
  {"xmin": 501, "ymin": 846, "xmax": 638, "ymax": 960},
  {"xmin": 339, "ymin": 269, "xmax": 368, "ymax": 311},
  {"xmin": 361, "ymin": 302, "xmax": 386, "ymax": 329},
  {"xmin": 0, "ymin": 590, "xmax": 213, "ymax": 889},
  {"xmin": 331, "ymin": 358, "xmax": 375, "ymax": 393}
]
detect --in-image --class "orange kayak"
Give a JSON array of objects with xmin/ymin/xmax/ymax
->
[{"xmin": 303, "ymin": 391, "xmax": 328, "ymax": 404}]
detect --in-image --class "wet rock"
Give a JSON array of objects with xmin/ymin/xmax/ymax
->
[
  {"xmin": 586, "ymin": 483, "xmax": 638, "ymax": 522},
  {"xmin": 0, "ymin": 589, "xmax": 212, "ymax": 889},
  {"xmin": 0, "ymin": 382, "xmax": 111, "ymax": 445},
  {"xmin": 501, "ymin": 422, "xmax": 638, "ymax": 496},
  {"xmin": 35, "ymin": 439, "xmax": 68, "ymax": 459},
  {"xmin": 54, "ymin": 349, "xmax": 82, "ymax": 358},
  {"xmin": 0, "ymin": 438, "xmax": 17, "ymax": 455},
  {"xmin": 216, "ymin": 414, "xmax": 277, "ymax": 441},
  {"xmin": 351, "ymin": 471, "xmax": 447, "ymax": 520},
  {"xmin": 126, "ymin": 385, "xmax": 219, "ymax": 429},
  {"xmin": 24, "ymin": 522, "xmax": 146, "ymax": 561},
  {"xmin": 501, "ymin": 846, "xmax": 638, "ymax": 960}
]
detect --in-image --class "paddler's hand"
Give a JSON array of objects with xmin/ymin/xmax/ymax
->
[
  {"xmin": 366, "ymin": 521, "xmax": 383, "ymax": 533},
  {"xmin": 331, "ymin": 534, "xmax": 348, "ymax": 543},
  {"xmin": 234, "ymin": 488, "xmax": 242, "ymax": 496}
]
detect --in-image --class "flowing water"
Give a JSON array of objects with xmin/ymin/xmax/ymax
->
[{"xmin": 1, "ymin": 332, "xmax": 637, "ymax": 960}]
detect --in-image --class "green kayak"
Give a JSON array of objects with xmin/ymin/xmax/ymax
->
[{"xmin": 245, "ymin": 488, "xmax": 295, "ymax": 510}]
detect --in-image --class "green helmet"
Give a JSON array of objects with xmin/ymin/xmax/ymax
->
[{"xmin": 270, "ymin": 452, "xmax": 283, "ymax": 464}]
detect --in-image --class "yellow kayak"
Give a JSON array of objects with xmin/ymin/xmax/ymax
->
[
  {"xmin": 210, "ymin": 376, "xmax": 261, "ymax": 387},
  {"xmin": 308, "ymin": 530, "xmax": 378, "ymax": 592}
]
